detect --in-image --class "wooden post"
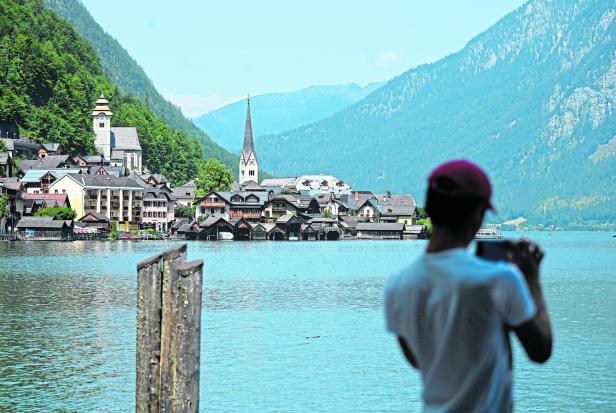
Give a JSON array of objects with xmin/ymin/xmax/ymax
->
[{"xmin": 136, "ymin": 244, "xmax": 203, "ymax": 413}]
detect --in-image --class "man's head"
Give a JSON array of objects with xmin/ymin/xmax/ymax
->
[{"xmin": 425, "ymin": 160, "xmax": 493, "ymax": 238}]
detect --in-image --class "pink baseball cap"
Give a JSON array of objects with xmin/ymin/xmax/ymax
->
[{"xmin": 428, "ymin": 160, "xmax": 495, "ymax": 211}]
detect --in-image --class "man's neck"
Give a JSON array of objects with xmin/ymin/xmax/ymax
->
[{"xmin": 426, "ymin": 226, "xmax": 473, "ymax": 253}]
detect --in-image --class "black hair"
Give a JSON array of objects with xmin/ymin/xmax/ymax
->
[{"xmin": 425, "ymin": 177, "xmax": 488, "ymax": 229}]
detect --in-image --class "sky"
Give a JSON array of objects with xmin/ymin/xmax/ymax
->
[{"xmin": 81, "ymin": 0, "xmax": 527, "ymax": 118}]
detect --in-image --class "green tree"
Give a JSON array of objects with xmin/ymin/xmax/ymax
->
[
  {"xmin": 0, "ymin": 195, "xmax": 8, "ymax": 219},
  {"xmin": 0, "ymin": 140, "xmax": 7, "ymax": 152},
  {"xmin": 195, "ymin": 159, "xmax": 233, "ymax": 197},
  {"xmin": 34, "ymin": 206, "xmax": 77, "ymax": 220},
  {"xmin": 175, "ymin": 205, "xmax": 195, "ymax": 219},
  {"xmin": 321, "ymin": 208, "xmax": 334, "ymax": 218}
]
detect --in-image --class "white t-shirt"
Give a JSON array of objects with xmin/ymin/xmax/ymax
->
[{"xmin": 385, "ymin": 248, "xmax": 536, "ymax": 413}]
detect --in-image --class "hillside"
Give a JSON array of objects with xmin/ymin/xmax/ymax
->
[
  {"xmin": 194, "ymin": 82, "xmax": 383, "ymax": 153},
  {"xmin": 44, "ymin": 0, "xmax": 238, "ymax": 172},
  {"xmin": 258, "ymin": 0, "xmax": 616, "ymax": 227},
  {"xmin": 0, "ymin": 0, "xmax": 203, "ymax": 185}
]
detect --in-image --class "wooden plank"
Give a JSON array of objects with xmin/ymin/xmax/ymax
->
[
  {"xmin": 167, "ymin": 259, "xmax": 204, "ymax": 412},
  {"xmin": 159, "ymin": 243, "xmax": 188, "ymax": 412},
  {"xmin": 136, "ymin": 253, "xmax": 163, "ymax": 413}
]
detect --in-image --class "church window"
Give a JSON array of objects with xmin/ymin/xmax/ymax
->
[
  {"xmin": 249, "ymin": 170, "xmax": 255, "ymax": 176},
  {"xmin": 99, "ymin": 123, "xmax": 105, "ymax": 128}
]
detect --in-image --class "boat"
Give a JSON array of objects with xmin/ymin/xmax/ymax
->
[
  {"xmin": 475, "ymin": 227, "xmax": 504, "ymax": 240},
  {"xmin": 218, "ymin": 232, "xmax": 234, "ymax": 241}
]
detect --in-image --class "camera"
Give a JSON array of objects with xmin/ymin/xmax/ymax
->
[{"xmin": 476, "ymin": 240, "xmax": 517, "ymax": 262}]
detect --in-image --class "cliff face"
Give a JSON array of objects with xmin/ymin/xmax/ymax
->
[{"xmin": 258, "ymin": 0, "xmax": 616, "ymax": 225}]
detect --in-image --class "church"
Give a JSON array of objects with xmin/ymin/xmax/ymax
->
[
  {"xmin": 92, "ymin": 94, "xmax": 143, "ymax": 174},
  {"xmin": 239, "ymin": 97, "xmax": 259, "ymax": 185}
]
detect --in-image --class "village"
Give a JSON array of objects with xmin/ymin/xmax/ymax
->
[{"xmin": 0, "ymin": 95, "xmax": 429, "ymax": 242}]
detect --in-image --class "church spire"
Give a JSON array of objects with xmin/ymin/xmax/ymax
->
[
  {"xmin": 239, "ymin": 95, "xmax": 259, "ymax": 185},
  {"xmin": 242, "ymin": 95, "xmax": 255, "ymax": 161}
]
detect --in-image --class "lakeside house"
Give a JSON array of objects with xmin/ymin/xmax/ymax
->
[
  {"xmin": 48, "ymin": 174, "xmax": 143, "ymax": 232},
  {"xmin": 15, "ymin": 216, "xmax": 73, "ymax": 241}
]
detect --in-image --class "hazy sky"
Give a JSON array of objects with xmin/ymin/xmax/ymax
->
[{"xmin": 81, "ymin": 0, "xmax": 526, "ymax": 117}]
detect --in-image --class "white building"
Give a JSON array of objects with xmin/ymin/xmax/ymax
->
[
  {"xmin": 261, "ymin": 174, "xmax": 353, "ymax": 195},
  {"xmin": 92, "ymin": 94, "xmax": 143, "ymax": 174},
  {"xmin": 239, "ymin": 97, "xmax": 258, "ymax": 185}
]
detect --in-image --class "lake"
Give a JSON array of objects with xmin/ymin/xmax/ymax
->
[{"xmin": 0, "ymin": 232, "xmax": 615, "ymax": 412}]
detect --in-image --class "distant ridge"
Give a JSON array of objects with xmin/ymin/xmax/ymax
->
[
  {"xmin": 257, "ymin": 0, "xmax": 616, "ymax": 227},
  {"xmin": 194, "ymin": 82, "xmax": 383, "ymax": 153}
]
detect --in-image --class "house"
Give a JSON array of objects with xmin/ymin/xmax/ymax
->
[
  {"xmin": 228, "ymin": 191, "xmax": 269, "ymax": 221},
  {"xmin": 74, "ymin": 212, "xmax": 110, "ymax": 239},
  {"xmin": 302, "ymin": 217, "xmax": 340, "ymax": 240},
  {"xmin": 21, "ymin": 193, "xmax": 71, "ymax": 216},
  {"xmin": 261, "ymin": 223, "xmax": 286, "ymax": 240},
  {"xmin": 0, "ymin": 137, "xmax": 40, "ymax": 158},
  {"xmin": 230, "ymin": 217, "xmax": 252, "ymax": 240},
  {"xmin": 404, "ymin": 224, "xmax": 428, "ymax": 240},
  {"xmin": 357, "ymin": 198, "xmax": 381, "ymax": 222},
  {"xmin": 48, "ymin": 174, "xmax": 143, "ymax": 231},
  {"xmin": 375, "ymin": 194, "xmax": 417, "ymax": 225},
  {"xmin": 194, "ymin": 191, "xmax": 231, "ymax": 221},
  {"xmin": 0, "ymin": 178, "xmax": 23, "ymax": 233},
  {"xmin": 198, "ymin": 216, "xmax": 234, "ymax": 240},
  {"xmin": 92, "ymin": 94, "xmax": 142, "ymax": 173},
  {"xmin": 139, "ymin": 173, "xmax": 170, "ymax": 190},
  {"xmin": 250, "ymin": 223, "xmax": 268, "ymax": 240},
  {"xmin": 15, "ymin": 216, "xmax": 73, "ymax": 241},
  {"xmin": 356, "ymin": 222, "xmax": 404, "ymax": 240},
  {"xmin": 276, "ymin": 214, "xmax": 303, "ymax": 239},
  {"xmin": 0, "ymin": 153, "xmax": 15, "ymax": 178},
  {"xmin": 38, "ymin": 143, "xmax": 62, "ymax": 159},
  {"xmin": 262, "ymin": 195, "xmax": 306, "ymax": 221},
  {"xmin": 18, "ymin": 155, "xmax": 71, "ymax": 175},
  {"xmin": 78, "ymin": 212, "xmax": 111, "ymax": 231},
  {"xmin": 141, "ymin": 188, "xmax": 176, "ymax": 231},
  {"xmin": 173, "ymin": 180, "xmax": 197, "ymax": 207},
  {"xmin": 20, "ymin": 169, "xmax": 83, "ymax": 194}
]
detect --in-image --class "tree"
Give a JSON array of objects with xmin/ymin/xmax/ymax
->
[
  {"xmin": 195, "ymin": 159, "xmax": 233, "ymax": 197},
  {"xmin": 175, "ymin": 204, "xmax": 195, "ymax": 219},
  {"xmin": 0, "ymin": 195, "xmax": 8, "ymax": 219},
  {"xmin": 34, "ymin": 206, "xmax": 77, "ymax": 220},
  {"xmin": 321, "ymin": 208, "xmax": 334, "ymax": 219},
  {"xmin": 0, "ymin": 140, "xmax": 7, "ymax": 152}
]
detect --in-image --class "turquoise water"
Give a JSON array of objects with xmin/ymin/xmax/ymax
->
[{"xmin": 0, "ymin": 232, "xmax": 615, "ymax": 412}]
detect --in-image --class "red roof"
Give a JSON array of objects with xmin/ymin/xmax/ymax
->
[{"xmin": 22, "ymin": 193, "xmax": 69, "ymax": 207}]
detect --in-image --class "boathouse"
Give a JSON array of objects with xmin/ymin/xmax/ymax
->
[
  {"xmin": 356, "ymin": 222, "xmax": 404, "ymax": 240},
  {"xmin": 16, "ymin": 216, "xmax": 73, "ymax": 241}
]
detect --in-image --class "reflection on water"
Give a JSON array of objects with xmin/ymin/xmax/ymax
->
[{"xmin": 0, "ymin": 234, "xmax": 615, "ymax": 412}]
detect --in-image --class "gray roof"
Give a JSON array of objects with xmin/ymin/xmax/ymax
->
[
  {"xmin": 380, "ymin": 205, "xmax": 416, "ymax": 216},
  {"xmin": 0, "ymin": 153, "xmax": 9, "ymax": 164},
  {"xmin": 0, "ymin": 177, "xmax": 22, "ymax": 191},
  {"xmin": 19, "ymin": 155, "xmax": 69, "ymax": 171},
  {"xmin": 79, "ymin": 212, "xmax": 109, "ymax": 222},
  {"xmin": 375, "ymin": 194, "xmax": 417, "ymax": 209},
  {"xmin": 111, "ymin": 127, "xmax": 141, "ymax": 151},
  {"xmin": 143, "ymin": 187, "xmax": 176, "ymax": 201},
  {"xmin": 60, "ymin": 174, "xmax": 143, "ymax": 189},
  {"xmin": 16, "ymin": 216, "xmax": 69, "ymax": 229},
  {"xmin": 405, "ymin": 224, "xmax": 426, "ymax": 233},
  {"xmin": 356, "ymin": 222, "xmax": 405, "ymax": 231},
  {"xmin": 41, "ymin": 143, "xmax": 61, "ymax": 152},
  {"xmin": 173, "ymin": 184, "xmax": 196, "ymax": 199}
]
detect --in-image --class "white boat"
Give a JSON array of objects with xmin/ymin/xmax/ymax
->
[
  {"xmin": 475, "ymin": 227, "xmax": 504, "ymax": 240},
  {"xmin": 219, "ymin": 232, "xmax": 234, "ymax": 241}
]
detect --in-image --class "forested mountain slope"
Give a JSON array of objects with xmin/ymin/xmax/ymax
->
[
  {"xmin": 0, "ymin": 0, "xmax": 203, "ymax": 185},
  {"xmin": 45, "ymin": 0, "xmax": 238, "ymax": 171},
  {"xmin": 194, "ymin": 82, "xmax": 383, "ymax": 153},
  {"xmin": 258, "ymin": 0, "xmax": 616, "ymax": 227}
]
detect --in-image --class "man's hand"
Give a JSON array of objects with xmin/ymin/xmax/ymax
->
[{"xmin": 512, "ymin": 238, "xmax": 552, "ymax": 364}]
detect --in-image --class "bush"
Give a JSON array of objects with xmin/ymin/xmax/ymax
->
[{"xmin": 34, "ymin": 206, "xmax": 76, "ymax": 220}]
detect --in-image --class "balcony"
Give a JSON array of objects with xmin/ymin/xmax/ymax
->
[
  {"xmin": 199, "ymin": 201, "xmax": 226, "ymax": 208},
  {"xmin": 272, "ymin": 206, "xmax": 287, "ymax": 212}
]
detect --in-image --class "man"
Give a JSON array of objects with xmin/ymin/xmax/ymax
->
[{"xmin": 385, "ymin": 160, "xmax": 552, "ymax": 412}]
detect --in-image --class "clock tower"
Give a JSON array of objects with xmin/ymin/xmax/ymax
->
[{"xmin": 92, "ymin": 93, "xmax": 113, "ymax": 160}]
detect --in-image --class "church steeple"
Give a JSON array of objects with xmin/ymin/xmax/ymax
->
[{"xmin": 239, "ymin": 96, "xmax": 258, "ymax": 184}]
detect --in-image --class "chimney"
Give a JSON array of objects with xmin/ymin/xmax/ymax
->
[{"xmin": 354, "ymin": 191, "xmax": 359, "ymax": 201}]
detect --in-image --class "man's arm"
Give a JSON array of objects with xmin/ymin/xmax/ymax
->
[
  {"xmin": 397, "ymin": 336, "xmax": 419, "ymax": 369},
  {"xmin": 512, "ymin": 241, "xmax": 552, "ymax": 364}
]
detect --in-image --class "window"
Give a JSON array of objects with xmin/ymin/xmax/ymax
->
[
  {"xmin": 249, "ymin": 170, "xmax": 255, "ymax": 176},
  {"xmin": 241, "ymin": 171, "xmax": 244, "ymax": 176},
  {"xmin": 62, "ymin": 189, "xmax": 66, "ymax": 194},
  {"xmin": 99, "ymin": 122, "xmax": 105, "ymax": 128},
  {"xmin": 220, "ymin": 208, "xmax": 224, "ymax": 214},
  {"xmin": 34, "ymin": 190, "xmax": 40, "ymax": 194},
  {"xmin": 54, "ymin": 190, "xmax": 58, "ymax": 194}
]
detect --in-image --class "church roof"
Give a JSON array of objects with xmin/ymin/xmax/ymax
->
[
  {"xmin": 111, "ymin": 127, "xmax": 141, "ymax": 151},
  {"xmin": 241, "ymin": 97, "xmax": 256, "ymax": 162},
  {"xmin": 92, "ymin": 93, "xmax": 113, "ymax": 116}
]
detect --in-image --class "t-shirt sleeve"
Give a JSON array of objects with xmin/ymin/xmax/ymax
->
[
  {"xmin": 384, "ymin": 277, "xmax": 402, "ymax": 335},
  {"xmin": 494, "ymin": 265, "xmax": 537, "ymax": 327}
]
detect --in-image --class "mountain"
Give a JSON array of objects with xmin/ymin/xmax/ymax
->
[
  {"xmin": 257, "ymin": 0, "xmax": 616, "ymax": 227},
  {"xmin": 44, "ymin": 0, "xmax": 238, "ymax": 172},
  {"xmin": 0, "ymin": 0, "xmax": 204, "ymax": 185},
  {"xmin": 193, "ymin": 82, "xmax": 383, "ymax": 153}
]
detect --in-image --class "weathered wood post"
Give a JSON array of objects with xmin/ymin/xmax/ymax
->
[{"xmin": 136, "ymin": 244, "xmax": 204, "ymax": 413}]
